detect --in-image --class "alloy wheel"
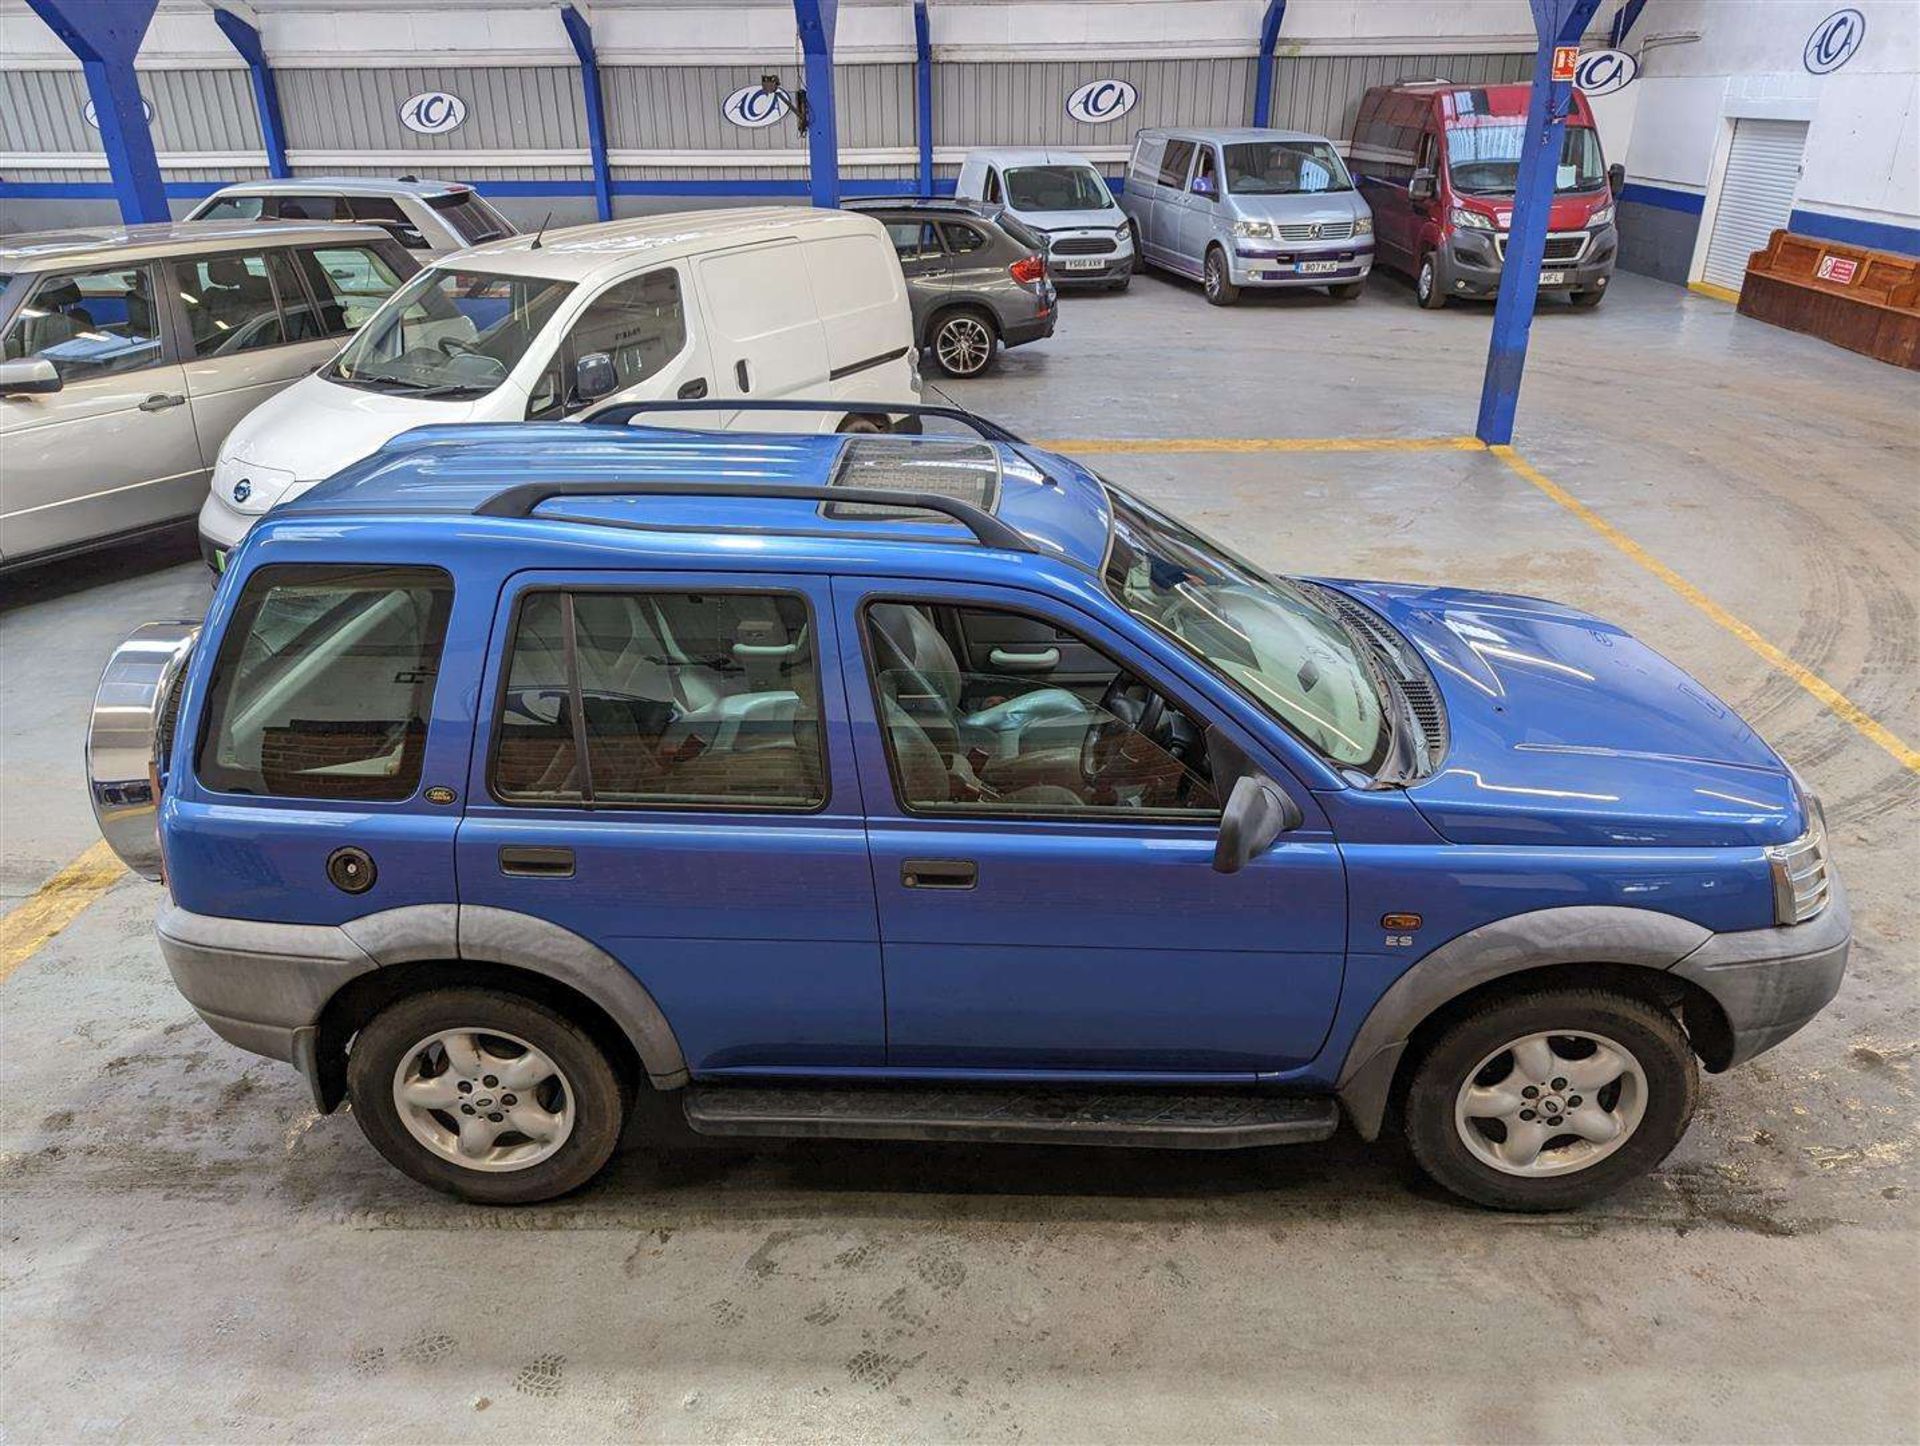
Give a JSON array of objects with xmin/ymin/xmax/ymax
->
[
  {"xmin": 935, "ymin": 316, "xmax": 992, "ymax": 376},
  {"xmin": 1453, "ymin": 1029, "xmax": 1648, "ymax": 1177},
  {"xmin": 391, "ymin": 1027, "xmax": 576, "ymax": 1172}
]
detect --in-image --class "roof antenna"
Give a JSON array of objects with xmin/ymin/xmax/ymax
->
[{"xmin": 529, "ymin": 211, "xmax": 552, "ymax": 249}]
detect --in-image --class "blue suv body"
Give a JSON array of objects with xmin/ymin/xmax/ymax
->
[{"xmin": 88, "ymin": 411, "xmax": 1848, "ymax": 1210}]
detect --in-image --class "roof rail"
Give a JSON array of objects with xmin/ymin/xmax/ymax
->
[
  {"xmin": 579, "ymin": 397, "xmax": 1028, "ymax": 445},
  {"xmin": 473, "ymin": 480, "xmax": 1034, "ymax": 553}
]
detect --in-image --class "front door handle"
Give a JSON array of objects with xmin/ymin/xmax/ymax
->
[
  {"xmin": 677, "ymin": 377, "xmax": 708, "ymax": 399},
  {"xmin": 988, "ymin": 647, "xmax": 1060, "ymax": 672},
  {"xmin": 902, "ymin": 858, "xmax": 977, "ymax": 890},
  {"xmin": 139, "ymin": 392, "xmax": 186, "ymax": 412},
  {"xmin": 734, "ymin": 359, "xmax": 751, "ymax": 393},
  {"xmin": 499, "ymin": 845, "xmax": 575, "ymax": 878}
]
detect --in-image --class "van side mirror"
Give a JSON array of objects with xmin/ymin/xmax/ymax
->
[
  {"xmin": 573, "ymin": 352, "xmax": 618, "ymax": 403},
  {"xmin": 1608, "ymin": 162, "xmax": 1626, "ymax": 195},
  {"xmin": 1212, "ymin": 773, "xmax": 1302, "ymax": 875},
  {"xmin": 1191, "ymin": 174, "xmax": 1217, "ymax": 200},
  {"xmin": 1409, "ymin": 170, "xmax": 1437, "ymax": 205},
  {"xmin": 0, "ymin": 358, "xmax": 61, "ymax": 397}
]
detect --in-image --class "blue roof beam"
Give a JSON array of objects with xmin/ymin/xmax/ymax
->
[
  {"xmin": 561, "ymin": 6, "xmax": 615, "ymax": 222},
  {"xmin": 1252, "ymin": 0, "xmax": 1287, "ymax": 128},
  {"xmin": 211, "ymin": 8, "xmax": 289, "ymax": 180},
  {"xmin": 914, "ymin": 0, "xmax": 934, "ymax": 196},
  {"xmin": 793, "ymin": 0, "xmax": 841, "ymax": 208},
  {"xmin": 26, "ymin": 0, "xmax": 168, "ymax": 222}
]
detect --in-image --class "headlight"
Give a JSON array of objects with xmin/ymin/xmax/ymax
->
[
  {"xmin": 1113, "ymin": 223, "xmax": 1131, "ymax": 237},
  {"xmin": 1449, "ymin": 207, "xmax": 1494, "ymax": 231},
  {"xmin": 1232, "ymin": 220, "xmax": 1273, "ymax": 240},
  {"xmin": 1766, "ymin": 784, "xmax": 1831, "ymax": 925},
  {"xmin": 1589, "ymin": 204, "xmax": 1614, "ymax": 228},
  {"xmin": 1353, "ymin": 214, "xmax": 1373, "ymax": 236}
]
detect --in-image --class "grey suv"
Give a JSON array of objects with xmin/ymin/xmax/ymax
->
[{"xmin": 848, "ymin": 199, "xmax": 1056, "ymax": 378}]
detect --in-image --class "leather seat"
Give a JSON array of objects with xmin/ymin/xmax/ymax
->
[{"xmin": 881, "ymin": 696, "xmax": 1081, "ymax": 810}]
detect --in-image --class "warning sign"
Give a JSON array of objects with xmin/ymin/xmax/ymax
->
[
  {"xmin": 1552, "ymin": 46, "xmax": 1580, "ymax": 81},
  {"xmin": 1815, "ymin": 254, "xmax": 1859, "ymax": 285}
]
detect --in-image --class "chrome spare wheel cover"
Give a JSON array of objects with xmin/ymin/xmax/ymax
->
[
  {"xmin": 87, "ymin": 621, "xmax": 201, "ymax": 881},
  {"xmin": 392, "ymin": 1028, "xmax": 576, "ymax": 1172},
  {"xmin": 938, "ymin": 316, "xmax": 991, "ymax": 375},
  {"xmin": 1454, "ymin": 1030, "xmax": 1648, "ymax": 1178}
]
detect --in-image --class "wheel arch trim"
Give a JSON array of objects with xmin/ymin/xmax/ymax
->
[{"xmin": 1332, "ymin": 906, "xmax": 1713, "ymax": 1141}]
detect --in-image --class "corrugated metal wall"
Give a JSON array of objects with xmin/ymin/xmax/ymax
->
[
  {"xmin": 601, "ymin": 64, "xmax": 912, "ymax": 153},
  {"xmin": 1266, "ymin": 51, "xmax": 1532, "ymax": 150},
  {"xmin": 276, "ymin": 65, "xmax": 586, "ymax": 152},
  {"xmin": 938, "ymin": 59, "xmax": 1255, "ymax": 149},
  {"xmin": 0, "ymin": 68, "xmax": 259, "ymax": 153}
]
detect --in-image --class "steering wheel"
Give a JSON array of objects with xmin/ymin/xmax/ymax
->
[
  {"xmin": 1081, "ymin": 674, "xmax": 1165, "ymax": 786},
  {"xmin": 436, "ymin": 335, "xmax": 480, "ymax": 358}
]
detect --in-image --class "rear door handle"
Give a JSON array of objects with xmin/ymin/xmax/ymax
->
[
  {"xmin": 498, "ymin": 845, "xmax": 575, "ymax": 878},
  {"xmin": 734, "ymin": 359, "xmax": 751, "ymax": 393},
  {"xmin": 902, "ymin": 858, "xmax": 977, "ymax": 890},
  {"xmin": 139, "ymin": 393, "xmax": 186, "ymax": 412},
  {"xmin": 677, "ymin": 377, "xmax": 708, "ymax": 399}
]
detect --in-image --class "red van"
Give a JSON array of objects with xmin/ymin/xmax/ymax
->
[{"xmin": 1349, "ymin": 82, "xmax": 1622, "ymax": 309}]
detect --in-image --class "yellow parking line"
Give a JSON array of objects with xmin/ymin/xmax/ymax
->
[
  {"xmin": 1492, "ymin": 445, "xmax": 1920, "ymax": 775},
  {"xmin": 1688, "ymin": 280, "xmax": 1742, "ymax": 305},
  {"xmin": 0, "ymin": 840, "xmax": 125, "ymax": 985},
  {"xmin": 1034, "ymin": 435, "xmax": 1484, "ymax": 455}
]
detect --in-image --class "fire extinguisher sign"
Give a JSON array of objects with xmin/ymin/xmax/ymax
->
[{"xmin": 1552, "ymin": 46, "xmax": 1580, "ymax": 81}]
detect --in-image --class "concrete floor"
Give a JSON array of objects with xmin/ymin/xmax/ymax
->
[{"xmin": 2, "ymin": 269, "xmax": 1916, "ymax": 1442}]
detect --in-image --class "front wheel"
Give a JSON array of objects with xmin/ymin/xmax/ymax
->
[
  {"xmin": 1327, "ymin": 281, "xmax": 1364, "ymax": 301},
  {"xmin": 1415, "ymin": 253, "xmax": 1448, "ymax": 309},
  {"xmin": 1203, "ymin": 248, "xmax": 1239, "ymax": 306},
  {"xmin": 1403, "ymin": 986, "xmax": 1698, "ymax": 1211},
  {"xmin": 1570, "ymin": 287, "xmax": 1606, "ymax": 309},
  {"xmin": 929, "ymin": 311, "xmax": 998, "ymax": 377},
  {"xmin": 347, "ymin": 988, "xmax": 625, "ymax": 1204}
]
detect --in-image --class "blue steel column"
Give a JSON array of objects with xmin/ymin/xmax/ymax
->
[
  {"xmin": 1474, "ymin": 0, "xmax": 1604, "ymax": 446},
  {"xmin": 1609, "ymin": 0, "xmax": 1649, "ymax": 49},
  {"xmin": 913, "ymin": 0, "xmax": 933, "ymax": 195},
  {"xmin": 1251, "ymin": 0, "xmax": 1287, "ymax": 128},
  {"xmin": 793, "ymin": 0, "xmax": 841, "ymax": 208},
  {"xmin": 27, "ymin": 0, "xmax": 167, "ymax": 222},
  {"xmin": 560, "ymin": 6, "xmax": 614, "ymax": 222},
  {"xmin": 212, "ymin": 9, "xmax": 290, "ymax": 180}
]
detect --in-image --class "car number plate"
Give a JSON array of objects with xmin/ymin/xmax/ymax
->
[
  {"xmin": 1298, "ymin": 260, "xmax": 1341, "ymax": 275},
  {"xmin": 1058, "ymin": 258, "xmax": 1105, "ymax": 271},
  {"xmin": 1539, "ymin": 270, "xmax": 1567, "ymax": 286}
]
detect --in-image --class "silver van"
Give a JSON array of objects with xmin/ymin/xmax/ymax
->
[
  {"xmin": 0, "ymin": 222, "xmax": 416, "ymax": 570},
  {"xmin": 1120, "ymin": 128, "xmax": 1374, "ymax": 305},
  {"xmin": 955, "ymin": 148, "xmax": 1134, "ymax": 289}
]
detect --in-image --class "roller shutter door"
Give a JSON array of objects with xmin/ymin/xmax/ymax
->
[{"xmin": 1701, "ymin": 119, "xmax": 1808, "ymax": 291}]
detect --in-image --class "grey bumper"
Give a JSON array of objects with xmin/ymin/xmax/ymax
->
[
  {"xmin": 1671, "ymin": 876, "xmax": 1851, "ymax": 1069},
  {"xmin": 1438, "ymin": 226, "xmax": 1616, "ymax": 298}
]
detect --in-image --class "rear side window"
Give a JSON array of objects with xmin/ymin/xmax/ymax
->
[
  {"xmin": 197, "ymin": 565, "xmax": 453, "ymax": 801},
  {"xmin": 171, "ymin": 251, "xmax": 287, "ymax": 356},
  {"xmin": 273, "ymin": 194, "xmax": 349, "ymax": 222},
  {"xmin": 492, "ymin": 590, "xmax": 825, "ymax": 810},
  {"xmin": 428, "ymin": 190, "xmax": 515, "ymax": 245},
  {"xmin": 290, "ymin": 245, "xmax": 408, "ymax": 335},
  {"xmin": 940, "ymin": 222, "xmax": 988, "ymax": 254},
  {"xmin": 1158, "ymin": 140, "xmax": 1196, "ymax": 189},
  {"xmin": 885, "ymin": 220, "xmax": 942, "ymax": 260},
  {"xmin": 196, "ymin": 195, "xmax": 264, "ymax": 221},
  {"xmin": 1129, "ymin": 137, "xmax": 1166, "ymax": 189},
  {"xmin": 347, "ymin": 196, "xmax": 430, "ymax": 249}
]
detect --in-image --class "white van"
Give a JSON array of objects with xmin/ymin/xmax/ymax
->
[
  {"xmin": 954, "ymin": 148, "xmax": 1134, "ymax": 289},
  {"xmin": 199, "ymin": 207, "xmax": 921, "ymax": 565}
]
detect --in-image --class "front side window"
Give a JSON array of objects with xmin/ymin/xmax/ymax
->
[
  {"xmin": 328, "ymin": 267, "xmax": 574, "ymax": 401},
  {"xmin": 983, "ymin": 168, "xmax": 1003, "ymax": 204},
  {"xmin": 273, "ymin": 194, "xmax": 350, "ymax": 222},
  {"xmin": 197, "ymin": 565, "xmax": 453, "ymax": 801},
  {"xmin": 171, "ymin": 252, "xmax": 287, "ymax": 356},
  {"xmin": 1447, "ymin": 123, "xmax": 1605, "ymax": 196},
  {"xmin": 1191, "ymin": 147, "xmax": 1220, "ymax": 196},
  {"xmin": 494, "ymin": 590, "xmax": 825, "ymax": 810},
  {"xmin": 1223, "ymin": 141, "xmax": 1354, "ymax": 195},
  {"xmin": 1004, "ymin": 165, "xmax": 1112, "ymax": 212},
  {"xmin": 528, "ymin": 268, "xmax": 685, "ymax": 419},
  {"xmin": 1, "ymin": 264, "xmax": 162, "ymax": 381},
  {"xmin": 1103, "ymin": 490, "xmax": 1387, "ymax": 770},
  {"xmin": 290, "ymin": 245, "xmax": 408, "ymax": 336},
  {"xmin": 866, "ymin": 601, "xmax": 1218, "ymax": 820}
]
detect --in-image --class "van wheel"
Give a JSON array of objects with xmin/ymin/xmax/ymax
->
[
  {"xmin": 1571, "ymin": 288, "xmax": 1606, "ymax": 309},
  {"xmin": 1203, "ymin": 248, "xmax": 1239, "ymax": 306},
  {"xmin": 1327, "ymin": 281, "xmax": 1364, "ymax": 301},
  {"xmin": 346, "ymin": 987, "xmax": 625, "ymax": 1205},
  {"xmin": 837, "ymin": 414, "xmax": 888, "ymax": 433},
  {"xmin": 929, "ymin": 311, "xmax": 998, "ymax": 377},
  {"xmin": 1403, "ymin": 987, "xmax": 1697, "ymax": 1212},
  {"xmin": 1416, "ymin": 254, "xmax": 1449, "ymax": 309}
]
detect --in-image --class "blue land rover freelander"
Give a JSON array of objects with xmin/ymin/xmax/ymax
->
[{"xmin": 86, "ymin": 405, "xmax": 1848, "ymax": 1211}]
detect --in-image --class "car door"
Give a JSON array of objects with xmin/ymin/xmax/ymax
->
[
  {"xmin": 880, "ymin": 217, "xmax": 950, "ymax": 343},
  {"xmin": 457, "ymin": 572, "xmax": 886, "ymax": 1072},
  {"xmin": 0, "ymin": 261, "xmax": 202, "ymax": 561},
  {"xmin": 691, "ymin": 240, "xmax": 832, "ymax": 431},
  {"xmin": 1151, "ymin": 139, "xmax": 1198, "ymax": 273},
  {"xmin": 835, "ymin": 577, "xmax": 1348, "ymax": 1076},
  {"xmin": 1175, "ymin": 143, "xmax": 1224, "ymax": 265},
  {"xmin": 523, "ymin": 263, "xmax": 714, "ymax": 424}
]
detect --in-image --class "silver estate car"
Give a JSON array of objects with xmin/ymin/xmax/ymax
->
[
  {"xmin": 1121, "ymin": 128, "xmax": 1375, "ymax": 305},
  {"xmin": 0, "ymin": 222, "xmax": 416, "ymax": 570},
  {"xmin": 186, "ymin": 176, "xmax": 518, "ymax": 258}
]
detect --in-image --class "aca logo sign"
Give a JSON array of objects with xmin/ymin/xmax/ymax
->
[
  {"xmin": 1574, "ymin": 49, "xmax": 1639, "ymax": 97},
  {"xmin": 722, "ymin": 85, "xmax": 790, "ymax": 129},
  {"xmin": 399, "ymin": 91, "xmax": 467, "ymax": 135},
  {"xmin": 83, "ymin": 97, "xmax": 153, "ymax": 128},
  {"xmin": 1804, "ymin": 8, "xmax": 1865, "ymax": 74},
  {"xmin": 1065, "ymin": 79, "xmax": 1137, "ymax": 125}
]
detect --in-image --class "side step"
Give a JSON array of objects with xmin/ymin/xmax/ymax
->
[{"xmin": 681, "ymin": 1083, "xmax": 1340, "ymax": 1150}]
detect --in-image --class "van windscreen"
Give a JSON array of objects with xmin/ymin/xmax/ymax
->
[
  {"xmin": 1222, "ymin": 142, "xmax": 1353, "ymax": 195},
  {"xmin": 1447, "ymin": 123, "xmax": 1605, "ymax": 196},
  {"xmin": 1004, "ymin": 166, "xmax": 1112, "ymax": 212}
]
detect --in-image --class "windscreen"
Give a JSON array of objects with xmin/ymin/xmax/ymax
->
[
  {"xmin": 1223, "ymin": 141, "xmax": 1354, "ymax": 195},
  {"xmin": 1004, "ymin": 166, "xmax": 1112, "ymax": 212},
  {"xmin": 1104, "ymin": 489, "xmax": 1387, "ymax": 770},
  {"xmin": 327, "ymin": 267, "xmax": 573, "ymax": 400},
  {"xmin": 1447, "ymin": 124, "xmax": 1605, "ymax": 195}
]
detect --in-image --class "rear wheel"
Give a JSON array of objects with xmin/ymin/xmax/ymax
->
[
  {"xmin": 347, "ymin": 988, "xmax": 625, "ymax": 1204},
  {"xmin": 1415, "ymin": 253, "xmax": 1448, "ymax": 309},
  {"xmin": 1403, "ymin": 986, "xmax": 1697, "ymax": 1211},
  {"xmin": 929, "ymin": 310, "xmax": 998, "ymax": 377},
  {"xmin": 1203, "ymin": 247, "xmax": 1239, "ymax": 306}
]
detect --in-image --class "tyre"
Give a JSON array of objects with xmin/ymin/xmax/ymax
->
[
  {"xmin": 1327, "ymin": 281, "xmax": 1364, "ymax": 301},
  {"xmin": 1110, "ymin": 274, "xmax": 1132, "ymax": 293},
  {"xmin": 1203, "ymin": 247, "xmax": 1239, "ymax": 306},
  {"xmin": 929, "ymin": 311, "xmax": 997, "ymax": 377},
  {"xmin": 346, "ymin": 987, "xmax": 625, "ymax": 1205},
  {"xmin": 1415, "ymin": 253, "xmax": 1448, "ymax": 309},
  {"xmin": 1570, "ymin": 287, "xmax": 1606, "ymax": 309},
  {"xmin": 1402, "ymin": 986, "xmax": 1698, "ymax": 1212},
  {"xmin": 837, "ymin": 414, "xmax": 887, "ymax": 434}
]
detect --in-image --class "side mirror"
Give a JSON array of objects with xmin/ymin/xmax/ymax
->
[
  {"xmin": 1409, "ymin": 169, "xmax": 1437, "ymax": 205},
  {"xmin": 0, "ymin": 357, "xmax": 61, "ymax": 397},
  {"xmin": 1608, "ymin": 161, "xmax": 1626, "ymax": 196},
  {"xmin": 1191, "ymin": 175, "xmax": 1217, "ymax": 199},
  {"xmin": 573, "ymin": 352, "xmax": 618, "ymax": 402},
  {"xmin": 1212, "ymin": 773, "xmax": 1302, "ymax": 875}
]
